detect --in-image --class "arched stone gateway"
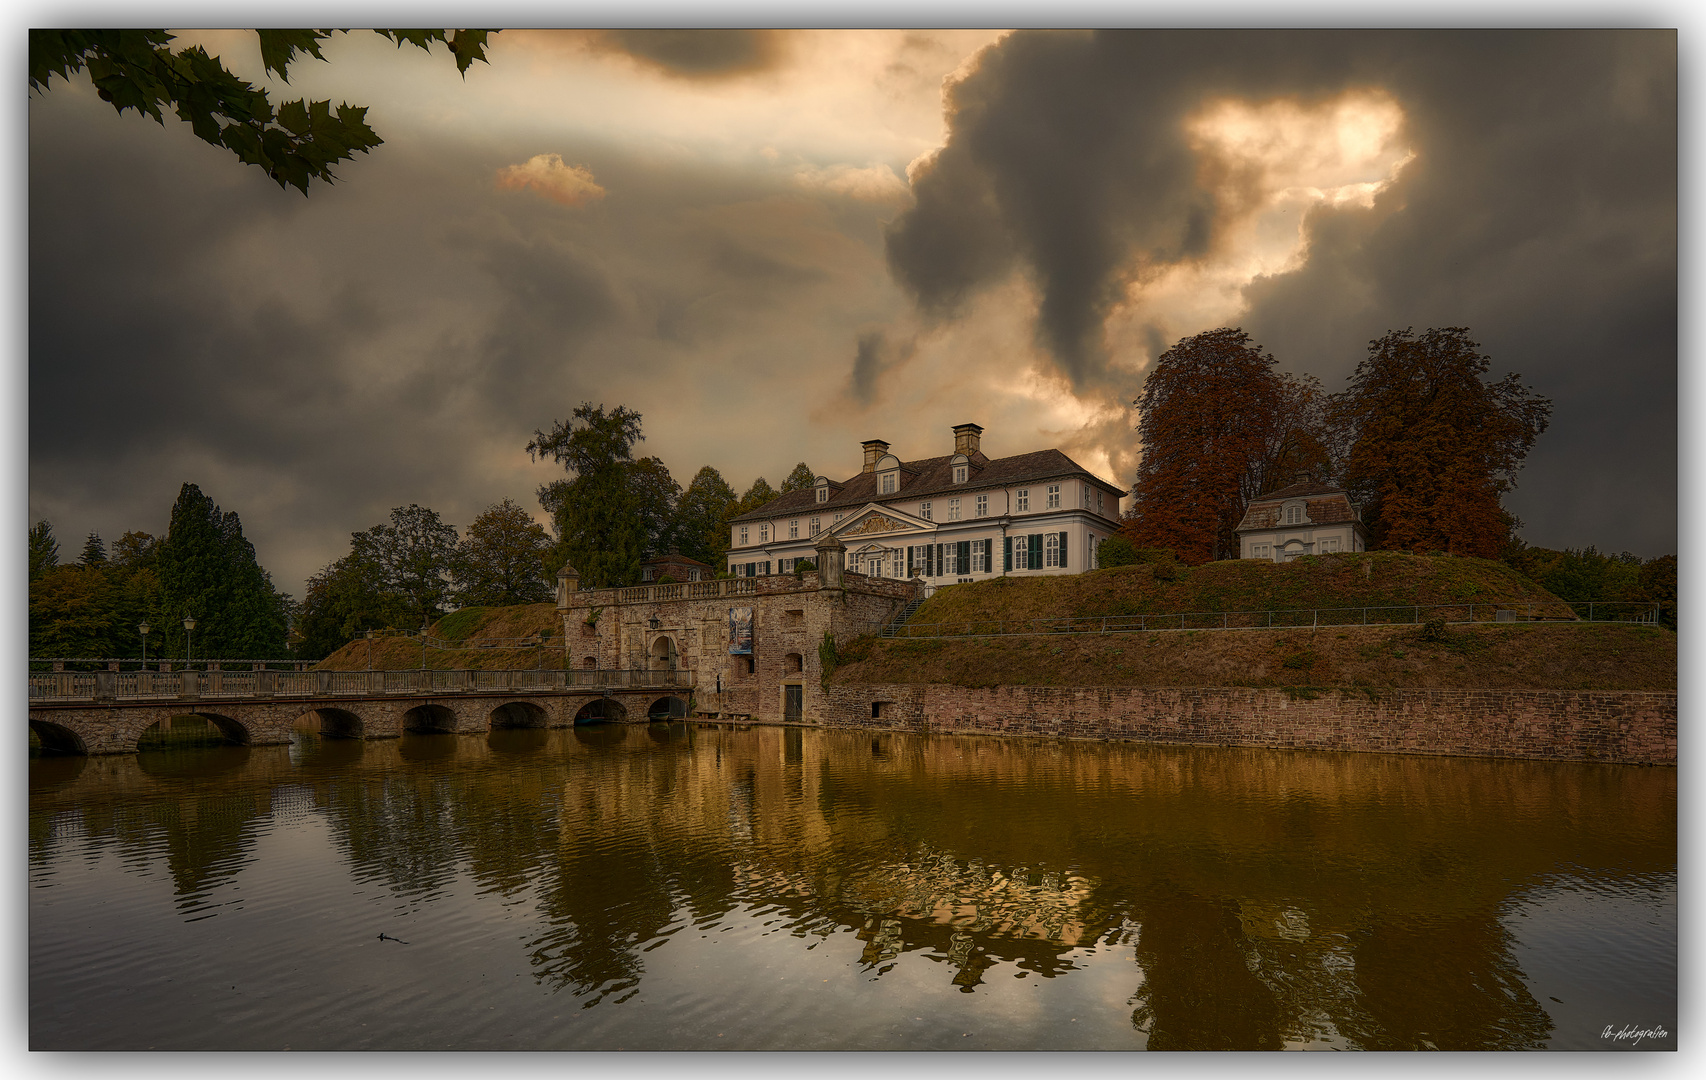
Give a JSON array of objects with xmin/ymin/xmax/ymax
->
[
  {"xmin": 490, "ymin": 701, "xmax": 548, "ymax": 729},
  {"xmin": 647, "ymin": 696, "xmax": 688, "ymax": 720},
  {"xmin": 650, "ymin": 635, "xmax": 678, "ymax": 670},
  {"xmin": 574, "ymin": 698, "xmax": 628, "ymax": 724},
  {"xmin": 403, "ymin": 703, "xmax": 459, "ymax": 734}
]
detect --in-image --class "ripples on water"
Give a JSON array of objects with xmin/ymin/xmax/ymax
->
[{"xmin": 29, "ymin": 724, "xmax": 1676, "ymax": 1050}]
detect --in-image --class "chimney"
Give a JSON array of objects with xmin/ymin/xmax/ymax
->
[
  {"xmin": 861, "ymin": 439, "xmax": 890, "ymax": 474},
  {"xmin": 953, "ymin": 423, "xmax": 983, "ymax": 457}
]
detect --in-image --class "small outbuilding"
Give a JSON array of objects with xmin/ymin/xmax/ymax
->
[
  {"xmin": 1235, "ymin": 480, "xmax": 1367, "ymax": 562},
  {"xmin": 639, "ymin": 552, "xmax": 715, "ymax": 583}
]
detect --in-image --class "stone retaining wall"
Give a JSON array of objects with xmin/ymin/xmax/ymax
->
[{"xmin": 823, "ymin": 684, "xmax": 1677, "ymax": 765}]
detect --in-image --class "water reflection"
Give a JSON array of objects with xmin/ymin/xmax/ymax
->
[{"xmin": 29, "ymin": 726, "xmax": 1675, "ymax": 1050}]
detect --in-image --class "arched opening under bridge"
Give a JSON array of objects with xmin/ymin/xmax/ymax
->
[
  {"xmin": 29, "ymin": 719, "xmax": 87, "ymax": 756},
  {"xmin": 305, "ymin": 708, "xmax": 364, "ymax": 740},
  {"xmin": 574, "ymin": 698, "xmax": 627, "ymax": 724},
  {"xmin": 647, "ymin": 696, "xmax": 688, "ymax": 720},
  {"xmin": 490, "ymin": 701, "xmax": 548, "ymax": 730},
  {"xmin": 137, "ymin": 714, "xmax": 239, "ymax": 752},
  {"xmin": 403, "ymin": 703, "xmax": 458, "ymax": 734}
]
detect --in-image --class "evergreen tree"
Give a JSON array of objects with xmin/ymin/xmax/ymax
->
[
  {"xmin": 673, "ymin": 466, "xmax": 739, "ymax": 568},
  {"xmin": 79, "ymin": 531, "xmax": 108, "ymax": 566},
  {"xmin": 629, "ymin": 457, "xmax": 683, "ymax": 558},
  {"xmin": 455, "ymin": 498, "xmax": 553, "ymax": 606},
  {"xmin": 529, "ymin": 403, "xmax": 652, "ymax": 588},
  {"xmin": 28, "ymin": 520, "xmax": 59, "ymax": 581},
  {"xmin": 155, "ymin": 483, "xmax": 289, "ymax": 659},
  {"xmin": 780, "ymin": 462, "xmax": 816, "ymax": 493}
]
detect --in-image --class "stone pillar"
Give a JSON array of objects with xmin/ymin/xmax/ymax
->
[
  {"xmin": 814, "ymin": 532, "xmax": 847, "ymax": 593},
  {"xmin": 557, "ymin": 563, "xmax": 581, "ymax": 668}
]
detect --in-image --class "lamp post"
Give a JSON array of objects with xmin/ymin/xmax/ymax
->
[
  {"xmin": 139, "ymin": 621, "xmax": 150, "ymax": 669},
  {"xmin": 183, "ymin": 616, "xmax": 196, "ymax": 669}
]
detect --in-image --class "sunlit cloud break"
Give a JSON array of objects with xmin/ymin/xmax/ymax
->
[{"xmin": 495, "ymin": 153, "xmax": 607, "ymax": 206}]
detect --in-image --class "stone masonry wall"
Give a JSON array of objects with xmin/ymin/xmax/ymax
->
[{"xmin": 823, "ymin": 684, "xmax": 1677, "ymax": 766}]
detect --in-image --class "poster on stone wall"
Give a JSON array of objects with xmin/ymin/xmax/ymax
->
[{"xmin": 728, "ymin": 607, "xmax": 753, "ymax": 654}]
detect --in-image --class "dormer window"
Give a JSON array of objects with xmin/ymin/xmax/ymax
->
[
  {"xmin": 881, "ymin": 472, "xmax": 896, "ymax": 494},
  {"xmin": 954, "ymin": 465, "xmax": 967, "ymax": 483},
  {"xmin": 950, "ymin": 453, "xmax": 969, "ymax": 485},
  {"xmin": 1284, "ymin": 504, "xmax": 1306, "ymax": 525},
  {"xmin": 815, "ymin": 475, "xmax": 831, "ymax": 504}
]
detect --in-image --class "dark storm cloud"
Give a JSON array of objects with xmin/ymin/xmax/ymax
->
[
  {"xmin": 886, "ymin": 30, "xmax": 1676, "ymax": 554},
  {"xmin": 28, "ymin": 80, "xmax": 894, "ymax": 591},
  {"xmin": 846, "ymin": 330, "xmax": 916, "ymax": 406},
  {"xmin": 580, "ymin": 29, "xmax": 790, "ymax": 80}
]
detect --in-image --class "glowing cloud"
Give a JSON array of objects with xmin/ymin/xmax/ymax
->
[
  {"xmin": 495, "ymin": 153, "xmax": 607, "ymax": 207},
  {"xmin": 794, "ymin": 162, "xmax": 910, "ymax": 202}
]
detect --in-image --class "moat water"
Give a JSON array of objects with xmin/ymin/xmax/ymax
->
[{"xmin": 29, "ymin": 723, "xmax": 1675, "ymax": 1051}]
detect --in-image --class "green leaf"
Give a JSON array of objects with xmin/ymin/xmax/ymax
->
[{"xmin": 255, "ymin": 29, "xmax": 332, "ymax": 82}]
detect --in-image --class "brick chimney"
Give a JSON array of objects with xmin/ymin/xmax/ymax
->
[
  {"xmin": 953, "ymin": 423, "xmax": 983, "ymax": 456},
  {"xmin": 861, "ymin": 439, "xmax": 890, "ymax": 474}
]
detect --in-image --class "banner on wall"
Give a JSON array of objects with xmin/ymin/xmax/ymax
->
[{"xmin": 728, "ymin": 607, "xmax": 753, "ymax": 654}]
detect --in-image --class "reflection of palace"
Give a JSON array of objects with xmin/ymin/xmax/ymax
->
[
  {"xmin": 726, "ymin": 423, "xmax": 1125, "ymax": 581},
  {"xmin": 31, "ymin": 730, "xmax": 1674, "ymax": 1048}
]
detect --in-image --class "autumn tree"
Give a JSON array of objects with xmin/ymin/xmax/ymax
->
[
  {"xmin": 673, "ymin": 466, "xmax": 739, "ymax": 568},
  {"xmin": 455, "ymin": 498, "xmax": 553, "ymax": 606},
  {"xmin": 1125, "ymin": 328, "xmax": 1326, "ymax": 564},
  {"xmin": 1330, "ymin": 327, "xmax": 1550, "ymax": 558},
  {"xmin": 530, "ymin": 403, "xmax": 657, "ymax": 589},
  {"xmin": 29, "ymin": 30, "xmax": 492, "ymax": 194},
  {"xmin": 156, "ymin": 483, "xmax": 291, "ymax": 658}
]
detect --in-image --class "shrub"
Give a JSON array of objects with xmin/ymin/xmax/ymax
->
[
  {"xmin": 1098, "ymin": 536, "xmax": 1140, "ymax": 568},
  {"xmin": 794, "ymin": 558, "xmax": 816, "ymax": 576},
  {"xmin": 655, "ymin": 573, "xmax": 677, "ymax": 585}
]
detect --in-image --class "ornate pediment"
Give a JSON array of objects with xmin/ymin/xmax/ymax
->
[{"xmin": 829, "ymin": 502, "xmax": 935, "ymax": 538}]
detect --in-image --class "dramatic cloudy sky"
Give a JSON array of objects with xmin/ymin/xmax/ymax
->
[{"xmin": 27, "ymin": 27, "xmax": 1677, "ymax": 595}]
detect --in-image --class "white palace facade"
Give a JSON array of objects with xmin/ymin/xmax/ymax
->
[{"xmin": 726, "ymin": 423, "xmax": 1126, "ymax": 584}]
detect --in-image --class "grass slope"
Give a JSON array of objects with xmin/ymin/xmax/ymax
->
[
  {"xmin": 832, "ymin": 553, "xmax": 1674, "ymax": 691},
  {"xmin": 316, "ymin": 603, "xmax": 566, "ymax": 671}
]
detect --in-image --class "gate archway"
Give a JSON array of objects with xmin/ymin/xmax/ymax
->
[{"xmin": 650, "ymin": 635, "xmax": 678, "ymax": 670}]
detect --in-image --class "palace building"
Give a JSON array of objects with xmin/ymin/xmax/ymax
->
[
  {"xmin": 726, "ymin": 423, "xmax": 1126, "ymax": 583},
  {"xmin": 1235, "ymin": 480, "xmax": 1368, "ymax": 561}
]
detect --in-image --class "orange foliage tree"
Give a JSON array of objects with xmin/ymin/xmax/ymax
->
[
  {"xmin": 1329, "ymin": 327, "xmax": 1551, "ymax": 558},
  {"xmin": 1124, "ymin": 328, "xmax": 1327, "ymax": 564}
]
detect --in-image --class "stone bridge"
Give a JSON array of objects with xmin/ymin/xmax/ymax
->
[{"xmin": 28, "ymin": 668, "xmax": 693, "ymax": 755}]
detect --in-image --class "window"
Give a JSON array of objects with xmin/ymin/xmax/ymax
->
[
  {"xmin": 1045, "ymin": 533, "xmax": 1060, "ymax": 567},
  {"xmin": 971, "ymin": 539, "xmax": 987, "ymax": 573},
  {"xmin": 1253, "ymin": 544, "xmax": 1272, "ymax": 560},
  {"xmin": 816, "ymin": 486, "xmax": 828, "ymax": 503},
  {"xmin": 1013, "ymin": 534, "xmax": 1028, "ymax": 568},
  {"xmin": 1321, "ymin": 537, "xmax": 1341, "ymax": 553},
  {"xmin": 976, "ymin": 494, "xmax": 988, "ymax": 517},
  {"xmin": 1097, "ymin": 490, "xmax": 1104, "ymax": 515},
  {"xmin": 810, "ymin": 516, "xmax": 821, "ymax": 536},
  {"xmin": 881, "ymin": 472, "xmax": 895, "ymax": 494},
  {"xmin": 1016, "ymin": 489, "xmax": 1029, "ymax": 512},
  {"xmin": 953, "ymin": 464, "xmax": 967, "ymax": 484},
  {"xmin": 1047, "ymin": 484, "xmax": 1061, "ymax": 509},
  {"xmin": 642, "ymin": 567, "xmax": 654, "ymax": 581},
  {"xmin": 759, "ymin": 524, "xmax": 769, "ymax": 543},
  {"xmin": 739, "ymin": 526, "xmax": 749, "ymax": 546},
  {"xmin": 920, "ymin": 502, "xmax": 932, "ymax": 521},
  {"xmin": 1083, "ymin": 484, "xmax": 1092, "ymax": 509},
  {"xmin": 948, "ymin": 498, "xmax": 961, "ymax": 521},
  {"xmin": 1089, "ymin": 534, "xmax": 1099, "ymax": 570},
  {"xmin": 1285, "ymin": 504, "xmax": 1305, "ymax": 525},
  {"xmin": 834, "ymin": 513, "xmax": 845, "ymax": 524},
  {"xmin": 789, "ymin": 519, "xmax": 799, "ymax": 539}
]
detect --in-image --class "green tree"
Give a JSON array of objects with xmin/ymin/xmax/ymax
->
[
  {"xmin": 780, "ymin": 462, "xmax": 816, "ymax": 493},
  {"xmin": 352, "ymin": 505, "xmax": 461, "ymax": 627},
  {"xmin": 456, "ymin": 498, "xmax": 553, "ymax": 606},
  {"xmin": 78, "ymin": 532, "xmax": 107, "ymax": 566},
  {"xmin": 29, "ymin": 29, "xmax": 492, "ymax": 194},
  {"xmin": 29, "ymin": 565, "xmax": 124, "ymax": 659},
  {"xmin": 530, "ymin": 403, "xmax": 652, "ymax": 589},
  {"xmin": 156, "ymin": 483, "xmax": 290, "ymax": 659},
  {"xmin": 29, "ymin": 520, "xmax": 60, "ymax": 581},
  {"xmin": 1125, "ymin": 328, "xmax": 1325, "ymax": 564},
  {"xmin": 629, "ymin": 457, "xmax": 684, "ymax": 558},
  {"xmin": 1330, "ymin": 327, "xmax": 1551, "ymax": 558},
  {"xmin": 673, "ymin": 466, "xmax": 739, "ymax": 568},
  {"xmin": 110, "ymin": 530, "xmax": 160, "ymax": 570}
]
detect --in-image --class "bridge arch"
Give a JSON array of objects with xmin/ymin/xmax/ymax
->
[
  {"xmin": 403, "ymin": 703, "xmax": 459, "ymax": 734},
  {"xmin": 174, "ymin": 712, "xmax": 251, "ymax": 747},
  {"xmin": 29, "ymin": 718, "xmax": 87, "ymax": 756},
  {"xmin": 490, "ymin": 701, "xmax": 548, "ymax": 729},
  {"xmin": 574, "ymin": 698, "xmax": 627, "ymax": 724},
  {"xmin": 305, "ymin": 707, "xmax": 364, "ymax": 740},
  {"xmin": 647, "ymin": 696, "xmax": 688, "ymax": 720}
]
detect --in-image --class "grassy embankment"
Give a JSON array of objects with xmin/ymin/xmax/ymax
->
[
  {"xmin": 830, "ymin": 552, "xmax": 1675, "ymax": 692},
  {"xmin": 316, "ymin": 603, "xmax": 567, "ymax": 672}
]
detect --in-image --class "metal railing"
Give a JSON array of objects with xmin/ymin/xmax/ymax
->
[
  {"xmin": 28, "ymin": 667, "xmax": 693, "ymax": 704},
  {"xmin": 884, "ymin": 600, "xmax": 1660, "ymax": 640}
]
